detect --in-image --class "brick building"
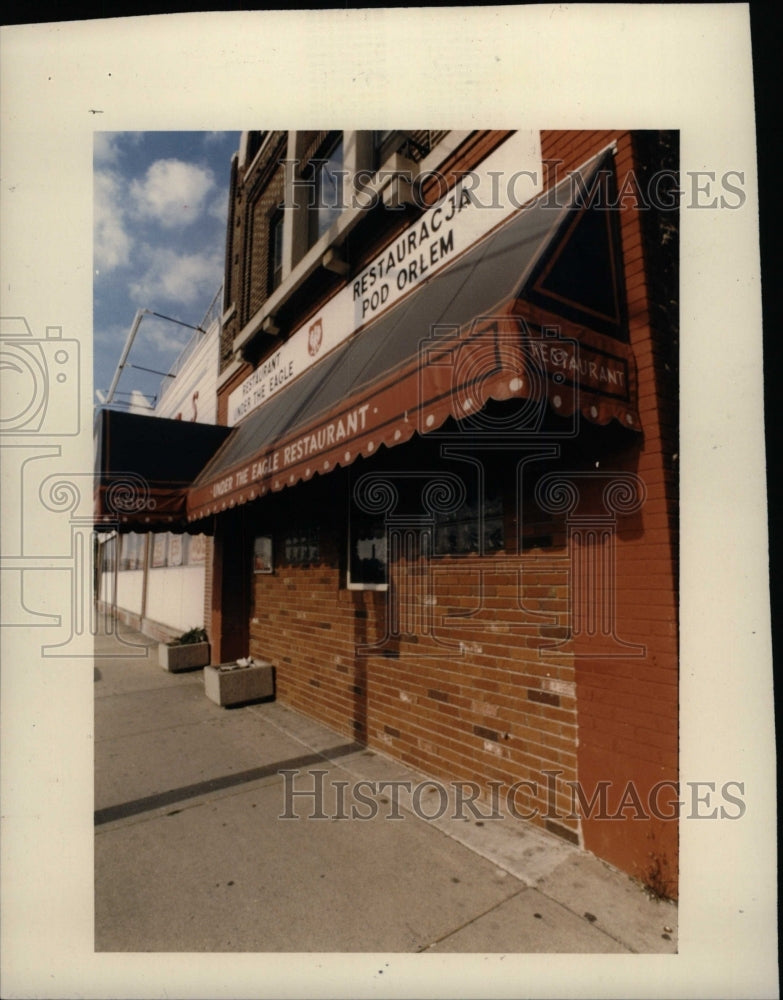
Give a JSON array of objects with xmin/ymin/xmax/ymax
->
[{"xmin": 97, "ymin": 129, "xmax": 679, "ymax": 897}]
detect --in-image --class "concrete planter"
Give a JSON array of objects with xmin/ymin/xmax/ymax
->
[
  {"xmin": 204, "ymin": 662, "xmax": 275, "ymax": 707},
  {"xmin": 158, "ymin": 641, "xmax": 211, "ymax": 672}
]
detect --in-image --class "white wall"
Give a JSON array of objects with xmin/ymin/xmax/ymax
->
[
  {"xmin": 116, "ymin": 570, "xmax": 144, "ymax": 615},
  {"xmin": 154, "ymin": 319, "xmax": 219, "ymax": 424},
  {"xmin": 145, "ymin": 565, "xmax": 205, "ymax": 633},
  {"xmin": 99, "ymin": 570, "xmax": 114, "ymax": 606}
]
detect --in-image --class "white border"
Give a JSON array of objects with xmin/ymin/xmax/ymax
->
[{"xmin": 0, "ymin": 6, "xmax": 774, "ymax": 999}]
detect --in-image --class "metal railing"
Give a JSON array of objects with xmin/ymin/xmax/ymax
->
[{"xmin": 156, "ymin": 285, "xmax": 223, "ymax": 407}]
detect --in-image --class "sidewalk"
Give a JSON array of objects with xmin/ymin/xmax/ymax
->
[{"xmin": 94, "ymin": 622, "xmax": 677, "ymax": 953}]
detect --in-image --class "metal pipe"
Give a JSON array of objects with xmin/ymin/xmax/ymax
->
[
  {"xmin": 127, "ymin": 363, "xmax": 177, "ymax": 378},
  {"xmin": 104, "ymin": 309, "xmax": 150, "ymax": 404},
  {"xmin": 147, "ymin": 311, "xmax": 205, "ymax": 333}
]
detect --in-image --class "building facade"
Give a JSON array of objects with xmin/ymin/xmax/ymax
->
[
  {"xmin": 95, "ymin": 306, "xmax": 226, "ymax": 642},
  {"xmin": 97, "ymin": 129, "xmax": 679, "ymax": 896}
]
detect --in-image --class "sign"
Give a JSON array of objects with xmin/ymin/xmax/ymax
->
[
  {"xmin": 189, "ymin": 534, "xmax": 206, "ymax": 564},
  {"xmin": 254, "ymin": 535, "xmax": 273, "ymax": 573},
  {"xmin": 528, "ymin": 339, "xmax": 629, "ymax": 398},
  {"xmin": 191, "ymin": 317, "xmax": 639, "ymax": 524},
  {"xmin": 168, "ymin": 533, "xmax": 183, "ymax": 567},
  {"xmin": 151, "ymin": 533, "xmax": 167, "ymax": 568},
  {"xmin": 227, "ymin": 131, "xmax": 542, "ymax": 426}
]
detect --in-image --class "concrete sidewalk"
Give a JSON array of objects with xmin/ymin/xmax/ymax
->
[{"xmin": 94, "ymin": 623, "xmax": 677, "ymax": 953}]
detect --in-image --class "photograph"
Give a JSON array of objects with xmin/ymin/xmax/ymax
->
[
  {"xmin": 0, "ymin": 6, "xmax": 776, "ymax": 1000},
  {"xmin": 254, "ymin": 535, "xmax": 273, "ymax": 574}
]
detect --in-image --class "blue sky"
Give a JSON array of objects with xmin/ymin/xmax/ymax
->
[{"xmin": 93, "ymin": 131, "xmax": 241, "ymax": 409}]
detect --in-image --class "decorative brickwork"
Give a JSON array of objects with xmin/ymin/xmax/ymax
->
[
  {"xmin": 245, "ymin": 165, "xmax": 286, "ymax": 320},
  {"xmin": 221, "ymin": 132, "xmax": 288, "ymax": 372}
]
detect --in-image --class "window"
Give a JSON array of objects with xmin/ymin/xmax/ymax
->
[
  {"xmin": 189, "ymin": 534, "xmax": 207, "ymax": 564},
  {"xmin": 244, "ymin": 131, "xmax": 268, "ymax": 166},
  {"xmin": 308, "ymin": 135, "xmax": 344, "ymax": 246},
  {"xmin": 151, "ymin": 533, "xmax": 168, "ymax": 568},
  {"xmin": 373, "ymin": 130, "xmax": 446, "ymax": 168},
  {"xmin": 433, "ymin": 493, "xmax": 504, "ymax": 556},
  {"xmin": 139, "ymin": 532, "xmax": 208, "ymax": 568},
  {"xmin": 268, "ymin": 209, "xmax": 284, "ymax": 293},
  {"xmin": 347, "ymin": 513, "xmax": 387, "ymax": 590},
  {"xmin": 119, "ymin": 532, "xmax": 144, "ymax": 571},
  {"xmin": 346, "ymin": 463, "xmax": 503, "ymax": 588},
  {"xmin": 254, "ymin": 535, "xmax": 273, "ymax": 573},
  {"xmin": 167, "ymin": 534, "xmax": 184, "ymax": 567},
  {"xmin": 373, "ymin": 129, "xmax": 396, "ymax": 168},
  {"xmin": 283, "ymin": 526, "xmax": 320, "ymax": 566}
]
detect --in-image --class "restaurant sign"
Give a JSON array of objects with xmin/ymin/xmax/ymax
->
[
  {"xmin": 227, "ymin": 131, "xmax": 542, "ymax": 426},
  {"xmin": 190, "ymin": 317, "xmax": 639, "ymax": 523}
]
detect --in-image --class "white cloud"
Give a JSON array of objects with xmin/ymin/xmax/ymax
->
[
  {"xmin": 130, "ymin": 158, "xmax": 215, "ymax": 229},
  {"xmin": 94, "ymin": 131, "xmax": 144, "ymax": 166},
  {"xmin": 93, "ymin": 320, "xmax": 129, "ymax": 350},
  {"xmin": 203, "ymin": 131, "xmax": 231, "ymax": 146},
  {"xmin": 129, "ymin": 246, "xmax": 223, "ymax": 309},
  {"xmin": 94, "ymin": 133, "xmax": 121, "ymax": 166},
  {"xmin": 140, "ymin": 317, "xmax": 192, "ymax": 355},
  {"xmin": 94, "ymin": 169, "xmax": 132, "ymax": 272},
  {"xmin": 208, "ymin": 188, "xmax": 230, "ymax": 223}
]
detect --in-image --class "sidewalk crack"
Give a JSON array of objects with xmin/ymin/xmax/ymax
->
[{"xmin": 415, "ymin": 887, "xmax": 528, "ymax": 952}]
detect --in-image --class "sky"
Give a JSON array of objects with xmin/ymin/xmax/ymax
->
[{"xmin": 93, "ymin": 131, "xmax": 241, "ymax": 410}]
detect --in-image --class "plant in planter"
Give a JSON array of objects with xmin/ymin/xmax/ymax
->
[
  {"xmin": 176, "ymin": 627, "xmax": 208, "ymax": 645},
  {"xmin": 158, "ymin": 626, "xmax": 211, "ymax": 672}
]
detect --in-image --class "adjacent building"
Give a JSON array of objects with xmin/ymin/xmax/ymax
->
[
  {"xmin": 95, "ymin": 302, "xmax": 228, "ymax": 641},
  {"xmin": 96, "ymin": 129, "xmax": 679, "ymax": 897}
]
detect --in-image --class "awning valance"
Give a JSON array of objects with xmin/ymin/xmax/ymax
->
[
  {"xmin": 95, "ymin": 408, "xmax": 231, "ymax": 530},
  {"xmin": 188, "ymin": 148, "xmax": 640, "ymax": 523}
]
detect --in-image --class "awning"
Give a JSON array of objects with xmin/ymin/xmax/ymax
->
[
  {"xmin": 95, "ymin": 408, "xmax": 231, "ymax": 530},
  {"xmin": 188, "ymin": 148, "xmax": 640, "ymax": 523}
]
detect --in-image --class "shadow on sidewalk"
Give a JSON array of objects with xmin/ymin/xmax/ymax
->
[{"xmin": 95, "ymin": 741, "xmax": 364, "ymax": 825}]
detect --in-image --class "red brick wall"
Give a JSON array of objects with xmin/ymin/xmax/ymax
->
[
  {"xmin": 245, "ymin": 163, "xmax": 286, "ymax": 320},
  {"xmin": 247, "ymin": 465, "xmax": 582, "ymax": 845},
  {"xmin": 252, "ymin": 556, "xmax": 582, "ymax": 840},
  {"xmin": 540, "ymin": 130, "xmax": 679, "ymax": 896},
  {"xmin": 203, "ymin": 534, "xmax": 214, "ymax": 651}
]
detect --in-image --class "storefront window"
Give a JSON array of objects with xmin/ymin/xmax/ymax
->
[
  {"xmin": 346, "ymin": 465, "xmax": 502, "ymax": 586},
  {"xmin": 168, "ymin": 533, "xmax": 184, "ymax": 567},
  {"xmin": 189, "ymin": 534, "xmax": 207, "ymax": 564},
  {"xmin": 144, "ymin": 532, "xmax": 208, "ymax": 568},
  {"xmin": 283, "ymin": 526, "xmax": 320, "ymax": 566},
  {"xmin": 347, "ymin": 514, "xmax": 387, "ymax": 589},
  {"xmin": 109, "ymin": 532, "xmax": 208, "ymax": 576},
  {"xmin": 119, "ymin": 533, "xmax": 144, "ymax": 571},
  {"xmin": 151, "ymin": 533, "xmax": 168, "ymax": 568},
  {"xmin": 433, "ymin": 493, "xmax": 505, "ymax": 556}
]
